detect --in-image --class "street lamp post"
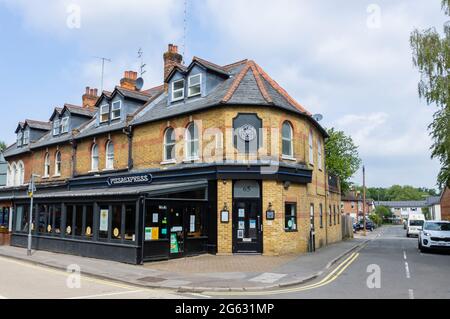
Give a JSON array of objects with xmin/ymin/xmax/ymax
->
[
  {"xmin": 27, "ymin": 174, "xmax": 39, "ymax": 256},
  {"xmin": 363, "ymin": 166, "xmax": 366, "ymax": 237}
]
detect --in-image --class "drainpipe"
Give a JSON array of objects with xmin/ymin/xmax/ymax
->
[
  {"xmin": 70, "ymin": 138, "xmax": 78, "ymax": 177},
  {"xmin": 123, "ymin": 123, "xmax": 133, "ymax": 170},
  {"xmin": 323, "ymin": 140, "xmax": 329, "ymax": 246}
]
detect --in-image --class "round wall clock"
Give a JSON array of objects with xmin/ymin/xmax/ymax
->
[{"xmin": 238, "ymin": 124, "xmax": 257, "ymax": 141}]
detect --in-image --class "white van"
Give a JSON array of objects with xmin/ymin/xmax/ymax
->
[{"xmin": 407, "ymin": 214, "xmax": 426, "ymax": 237}]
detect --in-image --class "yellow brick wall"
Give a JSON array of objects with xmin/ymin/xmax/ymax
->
[{"xmin": 216, "ymin": 179, "xmax": 233, "ymax": 255}]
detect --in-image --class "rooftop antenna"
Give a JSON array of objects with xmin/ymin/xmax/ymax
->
[
  {"xmin": 138, "ymin": 48, "xmax": 147, "ymax": 77},
  {"xmin": 182, "ymin": 0, "xmax": 188, "ymax": 62},
  {"xmin": 93, "ymin": 56, "xmax": 111, "ymax": 92}
]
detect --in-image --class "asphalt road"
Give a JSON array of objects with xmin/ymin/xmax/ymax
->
[
  {"xmin": 212, "ymin": 225, "xmax": 450, "ymax": 299},
  {"xmin": 0, "ymin": 255, "xmax": 185, "ymax": 299}
]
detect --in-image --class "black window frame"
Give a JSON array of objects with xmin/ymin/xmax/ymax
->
[{"xmin": 284, "ymin": 202, "xmax": 298, "ymax": 232}]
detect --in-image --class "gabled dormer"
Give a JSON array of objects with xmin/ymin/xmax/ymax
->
[
  {"xmin": 15, "ymin": 120, "xmax": 51, "ymax": 147},
  {"xmin": 49, "ymin": 103, "xmax": 94, "ymax": 137},
  {"xmin": 94, "ymin": 71, "xmax": 154, "ymax": 127},
  {"xmin": 164, "ymin": 45, "xmax": 230, "ymax": 105}
]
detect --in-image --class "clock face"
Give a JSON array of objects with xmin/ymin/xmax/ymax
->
[{"xmin": 238, "ymin": 124, "xmax": 257, "ymax": 141}]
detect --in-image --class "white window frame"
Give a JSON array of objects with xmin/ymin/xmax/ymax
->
[
  {"xmin": 185, "ymin": 123, "xmax": 199, "ymax": 161},
  {"xmin": 44, "ymin": 153, "xmax": 50, "ymax": 178},
  {"xmin": 309, "ymin": 130, "xmax": 314, "ymax": 165},
  {"xmin": 53, "ymin": 119, "xmax": 60, "ymax": 136},
  {"xmin": 17, "ymin": 132, "xmax": 23, "ymax": 147},
  {"xmin": 111, "ymin": 101, "xmax": 122, "ymax": 120},
  {"xmin": 100, "ymin": 104, "xmax": 110, "ymax": 123},
  {"xmin": 91, "ymin": 144, "xmax": 99, "ymax": 171},
  {"xmin": 171, "ymin": 79, "xmax": 185, "ymax": 102},
  {"xmin": 22, "ymin": 130, "xmax": 29, "ymax": 145},
  {"xmin": 12, "ymin": 163, "xmax": 18, "ymax": 186},
  {"xmin": 163, "ymin": 128, "xmax": 176, "ymax": 162},
  {"xmin": 105, "ymin": 141, "xmax": 114, "ymax": 170},
  {"xmin": 281, "ymin": 121, "xmax": 294, "ymax": 158},
  {"xmin": 60, "ymin": 117, "xmax": 69, "ymax": 134},
  {"xmin": 318, "ymin": 138, "xmax": 323, "ymax": 170},
  {"xmin": 17, "ymin": 161, "xmax": 24, "ymax": 185},
  {"xmin": 188, "ymin": 74, "xmax": 202, "ymax": 97},
  {"xmin": 54, "ymin": 151, "xmax": 61, "ymax": 176}
]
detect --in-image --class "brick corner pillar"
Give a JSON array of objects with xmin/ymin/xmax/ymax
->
[{"xmin": 216, "ymin": 179, "xmax": 233, "ymax": 255}]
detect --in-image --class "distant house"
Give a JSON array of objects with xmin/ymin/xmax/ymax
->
[
  {"xmin": 0, "ymin": 153, "xmax": 6, "ymax": 187},
  {"xmin": 375, "ymin": 200, "xmax": 427, "ymax": 220},
  {"xmin": 441, "ymin": 188, "xmax": 450, "ymax": 221},
  {"xmin": 426, "ymin": 196, "xmax": 441, "ymax": 220},
  {"xmin": 342, "ymin": 191, "xmax": 374, "ymax": 221}
]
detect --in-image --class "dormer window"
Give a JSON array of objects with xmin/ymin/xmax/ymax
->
[
  {"xmin": 17, "ymin": 132, "xmax": 23, "ymax": 147},
  {"xmin": 60, "ymin": 117, "xmax": 69, "ymax": 134},
  {"xmin": 53, "ymin": 119, "xmax": 60, "ymax": 136},
  {"xmin": 172, "ymin": 79, "xmax": 185, "ymax": 102},
  {"xmin": 188, "ymin": 74, "xmax": 201, "ymax": 97},
  {"xmin": 100, "ymin": 105, "xmax": 109, "ymax": 123},
  {"xmin": 22, "ymin": 130, "xmax": 29, "ymax": 145},
  {"xmin": 111, "ymin": 101, "xmax": 122, "ymax": 120}
]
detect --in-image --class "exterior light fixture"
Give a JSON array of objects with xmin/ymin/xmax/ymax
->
[{"xmin": 266, "ymin": 202, "xmax": 275, "ymax": 220}]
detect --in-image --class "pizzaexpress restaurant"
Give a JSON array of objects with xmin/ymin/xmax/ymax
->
[{"xmin": 0, "ymin": 162, "xmax": 319, "ymax": 264}]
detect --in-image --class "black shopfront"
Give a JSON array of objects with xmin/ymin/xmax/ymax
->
[{"xmin": 5, "ymin": 163, "xmax": 312, "ymax": 264}]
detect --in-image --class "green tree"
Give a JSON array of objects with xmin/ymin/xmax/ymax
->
[
  {"xmin": 374, "ymin": 206, "xmax": 393, "ymax": 223},
  {"xmin": 410, "ymin": 0, "xmax": 450, "ymax": 188},
  {"xmin": 0, "ymin": 141, "xmax": 6, "ymax": 152},
  {"xmin": 325, "ymin": 128, "xmax": 362, "ymax": 193}
]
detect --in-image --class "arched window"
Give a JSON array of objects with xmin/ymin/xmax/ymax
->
[
  {"xmin": 55, "ymin": 151, "xmax": 61, "ymax": 176},
  {"xmin": 317, "ymin": 138, "xmax": 323, "ymax": 170},
  {"xmin": 105, "ymin": 141, "xmax": 114, "ymax": 169},
  {"xmin": 185, "ymin": 123, "xmax": 199, "ymax": 160},
  {"xmin": 164, "ymin": 128, "xmax": 175, "ymax": 161},
  {"xmin": 12, "ymin": 163, "xmax": 18, "ymax": 186},
  {"xmin": 44, "ymin": 153, "xmax": 50, "ymax": 177},
  {"xmin": 309, "ymin": 129, "xmax": 314, "ymax": 165},
  {"xmin": 91, "ymin": 144, "xmax": 99, "ymax": 171},
  {"xmin": 282, "ymin": 121, "xmax": 293, "ymax": 157},
  {"xmin": 17, "ymin": 161, "xmax": 24, "ymax": 185},
  {"xmin": 6, "ymin": 164, "xmax": 12, "ymax": 187}
]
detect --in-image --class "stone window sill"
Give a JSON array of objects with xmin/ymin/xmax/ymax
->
[
  {"xmin": 161, "ymin": 159, "xmax": 177, "ymax": 165},
  {"xmin": 281, "ymin": 155, "xmax": 297, "ymax": 161}
]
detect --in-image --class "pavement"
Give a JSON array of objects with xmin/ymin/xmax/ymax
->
[{"xmin": 0, "ymin": 229, "xmax": 380, "ymax": 293}]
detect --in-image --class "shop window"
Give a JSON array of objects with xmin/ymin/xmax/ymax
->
[
  {"xmin": 124, "ymin": 204, "xmax": 136, "ymax": 241},
  {"xmin": 285, "ymin": 203, "xmax": 297, "ymax": 231},
  {"xmin": 0, "ymin": 208, "xmax": 9, "ymax": 227},
  {"xmin": 98, "ymin": 205, "xmax": 109, "ymax": 239},
  {"xmin": 37, "ymin": 205, "xmax": 49, "ymax": 233},
  {"xmin": 54, "ymin": 205, "xmax": 62, "ymax": 235},
  {"xmin": 111, "ymin": 205, "xmax": 122, "ymax": 240},
  {"xmin": 319, "ymin": 204, "xmax": 323, "ymax": 229},
  {"xmin": 145, "ymin": 204, "xmax": 169, "ymax": 241},
  {"xmin": 66, "ymin": 205, "xmax": 74, "ymax": 236},
  {"xmin": 74, "ymin": 206, "xmax": 83, "ymax": 237},
  {"xmin": 186, "ymin": 206, "xmax": 205, "ymax": 238},
  {"xmin": 85, "ymin": 206, "xmax": 94, "ymax": 238}
]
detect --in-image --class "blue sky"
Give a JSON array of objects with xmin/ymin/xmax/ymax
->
[{"xmin": 0, "ymin": 0, "xmax": 446, "ymax": 189}]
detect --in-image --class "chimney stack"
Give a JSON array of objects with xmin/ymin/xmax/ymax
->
[
  {"xmin": 163, "ymin": 44, "xmax": 183, "ymax": 90},
  {"xmin": 120, "ymin": 70, "xmax": 138, "ymax": 91},
  {"xmin": 82, "ymin": 87, "xmax": 99, "ymax": 110}
]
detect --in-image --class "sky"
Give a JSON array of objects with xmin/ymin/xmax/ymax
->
[{"xmin": 0, "ymin": 0, "xmax": 446, "ymax": 189}]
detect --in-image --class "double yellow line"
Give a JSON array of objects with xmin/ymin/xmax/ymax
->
[{"xmin": 207, "ymin": 252, "xmax": 360, "ymax": 296}]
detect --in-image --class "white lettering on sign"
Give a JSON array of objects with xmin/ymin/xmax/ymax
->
[{"xmin": 107, "ymin": 174, "xmax": 152, "ymax": 186}]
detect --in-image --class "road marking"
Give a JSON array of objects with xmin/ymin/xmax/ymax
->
[
  {"xmin": 0, "ymin": 256, "xmax": 140, "ymax": 291},
  {"xmin": 66, "ymin": 289, "xmax": 145, "ymax": 299},
  {"xmin": 403, "ymin": 251, "xmax": 407, "ymax": 260},
  {"xmin": 404, "ymin": 262, "xmax": 411, "ymax": 279},
  {"xmin": 408, "ymin": 289, "xmax": 414, "ymax": 299},
  {"xmin": 207, "ymin": 252, "xmax": 360, "ymax": 296}
]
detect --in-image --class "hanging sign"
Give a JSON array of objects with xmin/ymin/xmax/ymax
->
[{"xmin": 107, "ymin": 173, "xmax": 153, "ymax": 187}]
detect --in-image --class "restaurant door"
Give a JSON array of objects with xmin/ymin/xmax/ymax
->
[
  {"xmin": 143, "ymin": 200, "xmax": 208, "ymax": 261},
  {"xmin": 232, "ymin": 181, "xmax": 263, "ymax": 253}
]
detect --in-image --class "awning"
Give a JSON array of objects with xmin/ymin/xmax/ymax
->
[{"xmin": 0, "ymin": 180, "xmax": 208, "ymax": 200}]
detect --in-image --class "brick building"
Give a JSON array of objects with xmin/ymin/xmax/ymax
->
[
  {"xmin": 0, "ymin": 45, "xmax": 342, "ymax": 263},
  {"xmin": 441, "ymin": 188, "xmax": 450, "ymax": 221},
  {"xmin": 341, "ymin": 191, "xmax": 373, "ymax": 221}
]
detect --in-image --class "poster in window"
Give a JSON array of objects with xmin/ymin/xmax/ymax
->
[
  {"xmin": 99, "ymin": 209, "xmax": 108, "ymax": 231},
  {"xmin": 249, "ymin": 219, "xmax": 256, "ymax": 229},
  {"xmin": 170, "ymin": 233, "xmax": 179, "ymax": 253},
  {"xmin": 238, "ymin": 221, "xmax": 245, "ymax": 230},
  {"xmin": 238, "ymin": 209, "xmax": 245, "ymax": 218},
  {"xmin": 152, "ymin": 213, "xmax": 158, "ymax": 223},
  {"xmin": 221, "ymin": 210, "xmax": 229, "ymax": 223},
  {"xmin": 189, "ymin": 215, "xmax": 196, "ymax": 233},
  {"xmin": 237, "ymin": 229, "xmax": 244, "ymax": 239}
]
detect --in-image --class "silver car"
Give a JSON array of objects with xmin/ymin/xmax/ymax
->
[{"xmin": 418, "ymin": 221, "xmax": 450, "ymax": 252}]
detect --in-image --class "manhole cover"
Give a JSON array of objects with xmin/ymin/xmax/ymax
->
[{"xmin": 137, "ymin": 276, "xmax": 165, "ymax": 283}]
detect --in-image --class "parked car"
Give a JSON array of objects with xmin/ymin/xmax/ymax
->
[
  {"xmin": 418, "ymin": 221, "xmax": 450, "ymax": 252},
  {"xmin": 407, "ymin": 214, "xmax": 425, "ymax": 237}
]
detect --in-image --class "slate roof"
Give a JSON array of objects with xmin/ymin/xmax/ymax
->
[
  {"xmin": 64, "ymin": 104, "xmax": 95, "ymax": 117},
  {"xmin": 375, "ymin": 200, "xmax": 427, "ymax": 208},
  {"xmin": 24, "ymin": 119, "xmax": 52, "ymax": 131}
]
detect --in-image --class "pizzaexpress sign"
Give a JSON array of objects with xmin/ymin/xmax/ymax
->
[{"xmin": 107, "ymin": 174, "xmax": 153, "ymax": 187}]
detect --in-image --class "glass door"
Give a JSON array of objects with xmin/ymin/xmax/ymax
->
[
  {"xmin": 232, "ymin": 199, "xmax": 262, "ymax": 253},
  {"xmin": 169, "ymin": 205, "xmax": 184, "ymax": 257}
]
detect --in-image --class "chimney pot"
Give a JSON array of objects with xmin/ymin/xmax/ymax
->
[
  {"xmin": 120, "ymin": 70, "xmax": 138, "ymax": 90},
  {"xmin": 163, "ymin": 43, "xmax": 183, "ymax": 90},
  {"xmin": 82, "ymin": 86, "xmax": 99, "ymax": 110}
]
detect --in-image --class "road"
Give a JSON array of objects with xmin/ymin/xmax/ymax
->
[
  {"xmin": 211, "ymin": 226, "xmax": 450, "ymax": 299},
  {"xmin": 0, "ymin": 255, "xmax": 185, "ymax": 299}
]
